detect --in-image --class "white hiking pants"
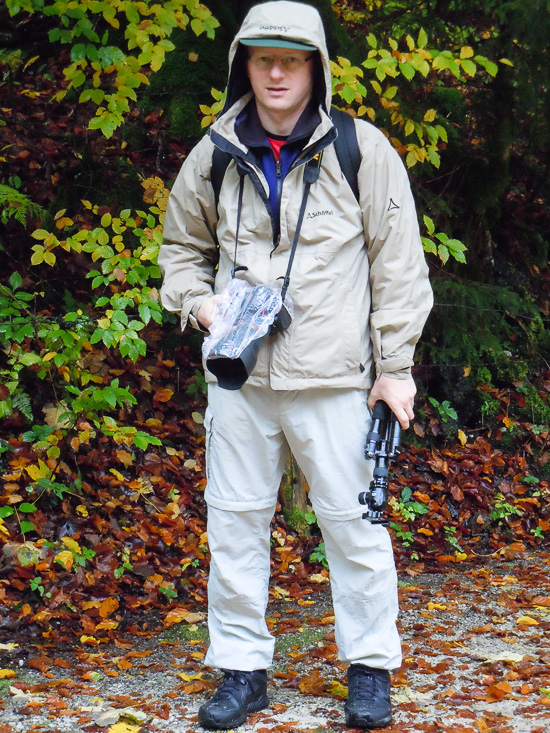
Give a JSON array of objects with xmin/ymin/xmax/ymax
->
[{"xmin": 203, "ymin": 384, "xmax": 402, "ymax": 672}]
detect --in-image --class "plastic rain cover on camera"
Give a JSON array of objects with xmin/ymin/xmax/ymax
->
[{"xmin": 202, "ymin": 279, "xmax": 290, "ymax": 362}]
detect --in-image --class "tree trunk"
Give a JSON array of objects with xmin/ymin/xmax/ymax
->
[{"xmin": 278, "ymin": 453, "xmax": 311, "ymax": 537}]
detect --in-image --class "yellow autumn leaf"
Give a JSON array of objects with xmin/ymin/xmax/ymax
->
[
  {"xmin": 454, "ymin": 552, "xmax": 468, "ymax": 562},
  {"xmin": 423, "ymin": 108, "xmax": 436, "ymax": 122},
  {"xmin": 458, "ymin": 429, "xmax": 467, "ymax": 446},
  {"xmin": 309, "ymin": 573, "xmax": 330, "ymax": 584},
  {"xmin": 25, "ymin": 460, "xmax": 50, "ymax": 481},
  {"xmin": 177, "ymin": 672, "xmax": 203, "ymax": 681},
  {"xmin": 108, "ymin": 724, "xmax": 140, "ymax": 733},
  {"xmin": 76, "ymin": 504, "xmax": 89, "ymax": 517},
  {"xmin": 463, "ymin": 365, "xmax": 471, "ymax": 377},
  {"xmin": 428, "ymin": 602, "xmax": 447, "ymax": 611},
  {"xmin": 165, "ymin": 609, "xmax": 205, "ymax": 625},
  {"xmin": 0, "ymin": 669, "xmax": 17, "ymax": 679},
  {"xmin": 110, "ymin": 468, "xmax": 125, "ymax": 482},
  {"xmin": 80, "ymin": 635, "xmax": 101, "ymax": 645},
  {"xmin": 516, "ymin": 616, "xmax": 539, "ymax": 626},
  {"xmin": 55, "ymin": 550, "xmax": 75, "ymax": 571},
  {"xmin": 327, "ymin": 679, "xmax": 348, "ymax": 698},
  {"xmin": 61, "ymin": 536, "xmax": 81, "ymax": 554}
]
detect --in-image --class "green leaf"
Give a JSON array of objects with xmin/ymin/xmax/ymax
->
[
  {"xmin": 20, "ymin": 521, "xmax": 35, "ymax": 534},
  {"xmin": 423, "ymin": 215, "xmax": 435, "ymax": 235},
  {"xmin": 19, "ymin": 503, "xmax": 37, "ymax": 513},
  {"xmin": 438, "ymin": 244, "xmax": 450, "ymax": 264},
  {"xmin": 461, "ymin": 59, "xmax": 476, "ymax": 77},
  {"xmin": 9, "ymin": 272, "xmax": 22, "ymax": 290},
  {"xmin": 0, "ymin": 506, "xmax": 14, "ymax": 518},
  {"xmin": 417, "ymin": 28, "xmax": 428, "ymax": 49},
  {"xmin": 71, "ymin": 43, "xmax": 86, "ymax": 62},
  {"xmin": 399, "ymin": 61, "xmax": 415, "ymax": 81},
  {"xmin": 421, "ymin": 237, "xmax": 437, "ymax": 255},
  {"xmin": 125, "ymin": 4, "xmax": 140, "ymax": 24},
  {"xmin": 190, "ymin": 18, "xmax": 203, "ymax": 36},
  {"xmin": 428, "ymin": 148, "xmax": 440, "ymax": 168}
]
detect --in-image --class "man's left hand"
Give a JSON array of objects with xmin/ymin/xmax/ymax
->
[{"xmin": 367, "ymin": 375, "xmax": 416, "ymax": 430}]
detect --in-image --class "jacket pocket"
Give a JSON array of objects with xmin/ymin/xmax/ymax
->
[{"xmin": 340, "ymin": 280, "xmax": 363, "ymax": 368}]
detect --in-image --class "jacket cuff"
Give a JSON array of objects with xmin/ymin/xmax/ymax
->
[
  {"xmin": 376, "ymin": 359, "xmax": 413, "ymax": 380},
  {"xmin": 182, "ymin": 298, "xmax": 209, "ymax": 333}
]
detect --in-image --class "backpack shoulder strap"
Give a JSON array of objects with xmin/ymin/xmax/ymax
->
[
  {"xmin": 211, "ymin": 109, "xmax": 362, "ymax": 209},
  {"xmin": 331, "ymin": 107, "xmax": 361, "ymax": 203},
  {"xmin": 211, "ymin": 147, "xmax": 232, "ymax": 212}
]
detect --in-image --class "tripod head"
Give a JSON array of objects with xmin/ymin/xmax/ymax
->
[{"xmin": 358, "ymin": 400, "xmax": 400, "ymax": 524}]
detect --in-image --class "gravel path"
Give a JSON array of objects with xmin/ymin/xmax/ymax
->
[{"xmin": 1, "ymin": 551, "xmax": 549, "ymax": 732}]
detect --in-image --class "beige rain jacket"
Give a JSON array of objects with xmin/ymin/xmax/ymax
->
[{"xmin": 159, "ymin": 1, "xmax": 433, "ymax": 390}]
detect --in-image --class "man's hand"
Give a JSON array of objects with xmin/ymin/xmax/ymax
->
[
  {"xmin": 367, "ymin": 375, "xmax": 416, "ymax": 430},
  {"xmin": 197, "ymin": 295, "xmax": 221, "ymax": 329}
]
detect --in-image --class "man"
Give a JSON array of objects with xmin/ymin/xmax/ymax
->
[{"xmin": 159, "ymin": 1, "xmax": 433, "ymax": 729}]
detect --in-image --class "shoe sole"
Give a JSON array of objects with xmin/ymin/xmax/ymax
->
[
  {"xmin": 198, "ymin": 693, "xmax": 269, "ymax": 730},
  {"xmin": 344, "ymin": 714, "xmax": 392, "ymax": 730}
]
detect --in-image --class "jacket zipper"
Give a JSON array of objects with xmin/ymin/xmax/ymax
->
[
  {"xmin": 273, "ymin": 159, "xmax": 283, "ymax": 250},
  {"xmin": 210, "ymin": 126, "xmax": 337, "ymax": 252}
]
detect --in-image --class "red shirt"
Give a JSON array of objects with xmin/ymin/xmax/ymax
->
[{"xmin": 267, "ymin": 137, "xmax": 285, "ymax": 161}]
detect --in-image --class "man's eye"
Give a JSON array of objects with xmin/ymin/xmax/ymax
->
[{"xmin": 286, "ymin": 56, "xmax": 298, "ymax": 64}]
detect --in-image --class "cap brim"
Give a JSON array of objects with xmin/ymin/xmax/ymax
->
[{"xmin": 240, "ymin": 38, "xmax": 316, "ymax": 51}]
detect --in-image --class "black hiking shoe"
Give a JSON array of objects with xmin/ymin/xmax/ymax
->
[
  {"xmin": 344, "ymin": 664, "xmax": 392, "ymax": 729},
  {"xmin": 198, "ymin": 669, "xmax": 269, "ymax": 730}
]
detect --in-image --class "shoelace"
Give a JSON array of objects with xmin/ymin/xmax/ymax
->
[
  {"xmin": 214, "ymin": 670, "xmax": 251, "ymax": 700},
  {"xmin": 349, "ymin": 669, "xmax": 384, "ymax": 702}
]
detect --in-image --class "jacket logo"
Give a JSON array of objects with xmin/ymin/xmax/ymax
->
[
  {"xmin": 259, "ymin": 25, "xmax": 290, "ymax": 32},
  {"xmin": 387, "ymin": 198, "xmax": 400, "ymax": 211},
  {"xmin": 307, "ymin": 210, "xmax": 334, "ymax": 219}
]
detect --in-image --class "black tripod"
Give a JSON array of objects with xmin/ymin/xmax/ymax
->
[{"xmin": 358, "ymin": 401, "xmax": 401, "ymax": 525}]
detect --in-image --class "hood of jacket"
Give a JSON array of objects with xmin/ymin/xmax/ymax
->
[{"xmin": 222, "ymin": 1, "xmax": 332, "ymax": 115}]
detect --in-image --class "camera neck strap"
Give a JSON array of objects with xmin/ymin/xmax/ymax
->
[
  {"xmin": 280, "ymin": 152, "xmax": 323, "ymax": 302},
  {"xmin": 230, "ymin": 153, "xmax": 324, "ymax": 295},
  {"xmin": 231, "ymin": 171, "xmax": 246, "ymax": 279}
]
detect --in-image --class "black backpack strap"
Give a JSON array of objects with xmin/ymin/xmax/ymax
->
[
  {"xmin": 331, "ymin": 107, "xmax": 361, "ymax": 203},
  {"xmin": 211, "ymin": 147, "xmax": 232, "ymax": 212}
]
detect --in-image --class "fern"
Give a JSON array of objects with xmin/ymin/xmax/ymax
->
[
  {"xmin": 0, "ymin": 185, "xmax": 44, "ymax": 226},
  {"xmin": 11, "ymin": 393, "xmax": 33, "ymax": 421}
]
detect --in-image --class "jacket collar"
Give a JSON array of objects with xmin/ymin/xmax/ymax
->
[
  {"xmin": 235, "ymin": 98, "xmax": 321, "ymax": 150},
  {"xmin": 211, "ymin": 93, "xmax": 334, "ymax": 159}
]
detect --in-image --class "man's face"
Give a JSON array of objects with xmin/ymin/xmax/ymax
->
[{"xmin": 246, "ymin": 47, "xmax": 314, "ymax": 121}]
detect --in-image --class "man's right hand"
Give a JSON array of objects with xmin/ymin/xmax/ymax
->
[{"xmin": 197, "ymin": 295, "xmax": 221, "ymax": 329}]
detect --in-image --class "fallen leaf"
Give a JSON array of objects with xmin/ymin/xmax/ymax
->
[
  {"xmin": 309, "ymin": 574, "xmax": 329, "ymax": 584},
  {"xmin": 516, "ymin": 615, "xmax": 539, "ymax": 626},
  {"xmin": 391, "ymin": 687, "xmax": 433, "ymax": 704},
  {"xmin": 327, "ymin": 679, "xmax": 348, "ymax": 698},
  {"xmin": 55, "ymin": 550, "xmax": 74, "ymax": 571},
  {"xmin": 0, "ymin": 669, "xmax": 16, "ymax": 679},
  {"xmin": 99, "ymin": 597, "xmax": 119, "ymax": 618}
]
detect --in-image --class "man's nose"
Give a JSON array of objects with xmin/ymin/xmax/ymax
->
[{"xmin": 269, "ymin": 62, "xmax": 285, "ymax": 79}]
